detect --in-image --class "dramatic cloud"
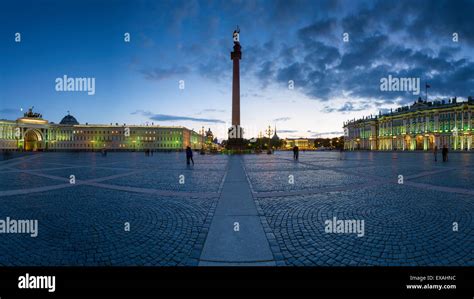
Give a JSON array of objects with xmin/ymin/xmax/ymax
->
[
  {"xmin": 122, "ymin": 0, "xmax": 474, "ymax": 116},
  {"xmin": 133, "ymin": 0, "xmax": 474, "ymax": 115}
]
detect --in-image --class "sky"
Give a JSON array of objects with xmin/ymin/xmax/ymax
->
[{"xmin": 1, "ymin": 0, "xmax": 474, "ymax": 140}]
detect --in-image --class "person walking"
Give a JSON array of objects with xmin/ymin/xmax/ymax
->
[
  {"xmin": 293, "ymin": 145, "xmax": 299, "ymax": 160},
  {"xmin": 186, "ymin": 146, "xmax": 194, "ymax": 166},
  {"xmin": 442, "ymin": 145, "xmax": 448, "ymax": 162},
  {"xmin": 433, "ymin": 145, "xmax": 438, "ymax": 162}
]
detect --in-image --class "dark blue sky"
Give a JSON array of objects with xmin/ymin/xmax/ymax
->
[{"xmin": 1, "ymin": 0, "xmax": 473, "ymax": 139}]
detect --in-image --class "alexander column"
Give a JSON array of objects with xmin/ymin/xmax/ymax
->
[{"xmin": 228, "ymin": 26, "xmax": 244, "ymax": 143}]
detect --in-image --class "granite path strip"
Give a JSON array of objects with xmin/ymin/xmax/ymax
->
[{"xmin": 199, "ymin": 156, "xmax": 275, "ymax": 266}]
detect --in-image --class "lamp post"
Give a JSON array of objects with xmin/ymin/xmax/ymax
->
[
  {"xmin": 256, "ymin": 131, "xmax": 263, "ymax": 152},
  {"xmin": 265, "ymin": 125, "xmax": 273, "ymax": 139},
  {"xmin": 265, "ymin": 125, "xmax": 273, "ymax": 154},
  {"xmin": 200, "ymin": 126, "xmax": 205, "ymax": 154}
]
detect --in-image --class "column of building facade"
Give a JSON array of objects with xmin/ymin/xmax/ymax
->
[{"xmin": 469, "ymin": 109, "xmax": 472, "ymax": 150}]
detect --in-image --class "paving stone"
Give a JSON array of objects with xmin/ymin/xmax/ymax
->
[{"xmin": 1, "ymin": 151, "xmax": 472, "ymax": 266}]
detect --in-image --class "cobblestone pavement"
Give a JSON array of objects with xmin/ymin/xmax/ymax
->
[
  {"xmin": 243, "ymin": 151, "xmax": 474, "ymax": 266},
  {"xmin": 0, "ymin": 152, "xmax": 226, "ymax": 266},
  {"xmin": 0, "ymin": 151, "xmax": 472, "ymax": 266}
]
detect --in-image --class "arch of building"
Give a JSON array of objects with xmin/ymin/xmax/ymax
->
[{"xmin": 23, "ymin": 128, "xmax": 44, "ymax": 151}]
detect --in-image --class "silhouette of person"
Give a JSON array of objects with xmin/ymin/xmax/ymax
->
[
  {"xmin": 433, "ymin": 145, "xmax": 438, "ymax": 162},
  {"xmin": 293, "ymin": 146, "xmax": 299, "ymax": 160},
  {"xmin": 186, "ymin": 146, "xmax": 194, "ymax": 165},
  {"xmin": 442, "ymin": 145, "xmax": 448, "ymax": 162}
]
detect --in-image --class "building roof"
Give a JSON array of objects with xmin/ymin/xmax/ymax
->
[
  {"xmin": 271, "ymin": 132, "xmax": 279, "ymax": 141},
  {"xmin": 271, "ymin": 125, "xmax": 279, "ymax": 141},
  {"xmin": 59, "ymin": 114, "xmax": 79, "ymax": 125},
  {"xmin": 206, "ymin": 128, "xmax": 213, "ymax": 137},
  {"xmin": 344, "ymin": 97, "xmax": 474, "ymax": 127}
]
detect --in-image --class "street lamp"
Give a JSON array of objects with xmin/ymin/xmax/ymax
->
[
  {"xmin": 265, "ymin": 125, "xmax": 273, "ymax": 139},
  {"xmin": 200, "ymin": 126, "xmax": 205, "ymax": 154},
  {"xmin": 265, "ymin": 125, "xmax": 273, "ymax": 154}
]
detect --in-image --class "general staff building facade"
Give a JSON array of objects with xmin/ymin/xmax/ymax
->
[{"xmin": 0, "ymin": 109, "xmax": 203, "ymax": 151}]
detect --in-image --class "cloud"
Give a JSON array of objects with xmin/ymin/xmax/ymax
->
[
  {"xmin": 277, "ymin": 129, "xmax": 298, "ymax": 133},
  {"xmin": 322, "ymin": 102, "xmax": 371, "ymax": 113},
  {"xmin": 134, "ymin": 0, "xmax": 474, "ymax": 113},
  {"xmin": 298, "ymin": 18, "xmax": 339, "ymax": 43},
  {"xmin": 256, "ymin": 60, "xmax": 275, "ymax": 88},
  {"xmin": 273, "ymin": 117, "xmax": 291, "ymax": 122},
  {"xmin": 247, "ymin": 0, "xmax": 474, "ymax": 108},
  {"xmin": 199, "ymin": 108, "xmax": 226, "ymax": 113},
  {"xmin": 311, "ymin": 131, "xmax": 344, "ymax": 137},
  {"xmin": 131, "ymin": 110, "xmax": 225, "ymax": 123},
  {"xmin": 198, "ymin": 52, "xmax": 230, "ymax": 81}
]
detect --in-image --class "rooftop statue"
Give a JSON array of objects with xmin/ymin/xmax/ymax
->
[
  {"xmin": 233, "ymin": 26, "xmax": 240, "ymax": 44},
  {"xmin": 24, "ymin": 106, "xmax": 42, "ymax": 119}
]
